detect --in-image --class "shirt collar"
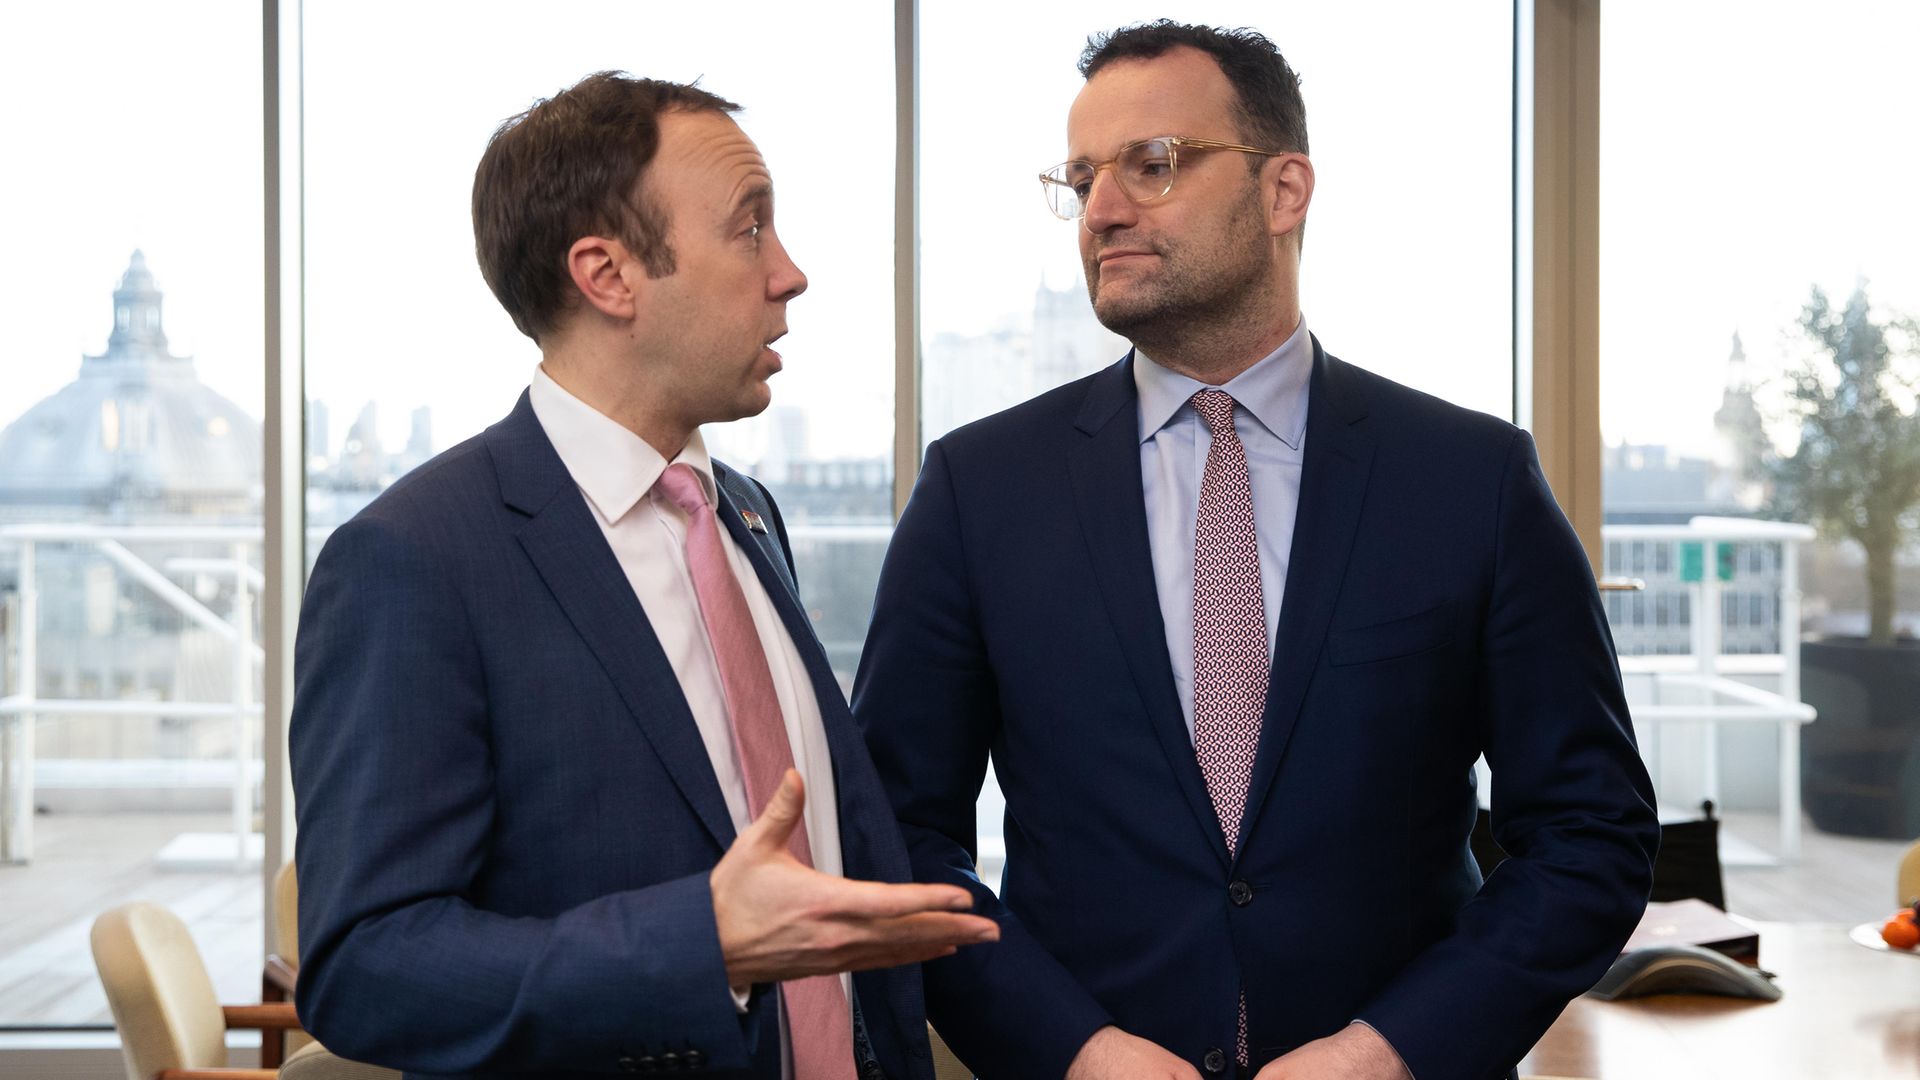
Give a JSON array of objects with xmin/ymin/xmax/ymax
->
[
  {"xmin": 1133, "ymin": 315, "xmax": 1312, "ymax": 450},
  {"xmin": 527, "ymin": 364, "xmax": 717, "ymax": 525}
]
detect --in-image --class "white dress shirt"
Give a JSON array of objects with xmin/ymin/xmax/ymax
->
[{"xmin": 527, "ymin": 367, "xmax": 851, "ymax": 1032}]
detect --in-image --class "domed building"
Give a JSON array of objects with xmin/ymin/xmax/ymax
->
[
  {"xmin": 0, "ymin": 255, "xmax": 263, "ymax": 828},
  {"xmin": 0, "ymin": 252, "xmax": 260, "ymax": 522}
]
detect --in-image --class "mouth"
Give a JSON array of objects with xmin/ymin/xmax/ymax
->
[
  {"xmin": 761, "ymin": 329, "xmax": 787, "ymax": 368},
  {"xmin": 1096, "ymin": 249, "xmax": 1156, "ymax": 267}
]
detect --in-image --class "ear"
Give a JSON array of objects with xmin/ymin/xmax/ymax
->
[
  {"xmin": 565, "ymin": 235, "xmax": 643, "ymax": 322},
  {"xmin": 1264, "ymin": 153, "xmax": 1315, "ymax": 241}
]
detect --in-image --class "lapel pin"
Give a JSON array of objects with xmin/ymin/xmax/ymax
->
[{"xmin": 740, "ymin": 509, "xmax": 768, "ymax": 534}]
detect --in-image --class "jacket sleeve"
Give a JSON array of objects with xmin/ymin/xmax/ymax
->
[
  {"xmin": 1354, "ymin": 429, "xmax": 1660, "ymax": 1080},
  {"xmin": 853, "ymin": 440, "xmax": 1114, "ymax": 1080},
  {"xmin": 290, "ymin": 510, "xmax": 758, "ymax": 1074}
]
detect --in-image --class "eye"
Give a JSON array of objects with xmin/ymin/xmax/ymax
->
[
  {"xmin": 1063, "ymin": 164, "xmax": 1096, "ymax": 199},
  {"xmin": 1126, "ymin": 154, "xmax": 1172, "ymax": 179}
]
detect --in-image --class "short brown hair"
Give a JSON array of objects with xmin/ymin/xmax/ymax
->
[{"xmin": 472, "ymin": 71, "xmax": 740, "ymax": 341}]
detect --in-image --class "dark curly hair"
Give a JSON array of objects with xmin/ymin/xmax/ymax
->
[{"xmin": 1080, "ymin": 21, "xmax": 1308, "ymax": 160}]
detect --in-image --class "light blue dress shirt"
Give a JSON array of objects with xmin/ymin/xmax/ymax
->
[{"xmin": 1135, "ymin": 317, "xmax": 1312, "ymax": 741}]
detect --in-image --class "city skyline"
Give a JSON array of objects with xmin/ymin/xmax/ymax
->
[{"xmin": 5, "ymin": 3, "xmax": 1918, "ymax": 465}]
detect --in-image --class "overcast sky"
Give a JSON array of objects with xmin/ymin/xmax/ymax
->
[{"xmin": 3, "ymin": 1, "xmax": 1914, "ymax": 469}]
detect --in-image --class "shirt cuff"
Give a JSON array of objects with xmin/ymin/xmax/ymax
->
[
  {"xmin": 1348, "ymin": 1020, "xmax": 1413, "ymax": 1080},
  {"xmin": 730, "ymin": 984, "xmax": 751, "ymax": 1014}
]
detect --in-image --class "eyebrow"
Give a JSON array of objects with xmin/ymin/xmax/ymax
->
[{"xmin": 731, "ymin": 179, "xmax": 773, "ymax": 215}]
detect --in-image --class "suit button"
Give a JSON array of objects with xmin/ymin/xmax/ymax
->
[
  {"xmin": 1228, "ymin": 880, "xmax": 1254, "ymax": 906},
  {"xmin": 658, "ymin": 1052, "xmax": 680, "ymax": 1071},
  {"xmin": 861, "ymin": 1061, "xmax": 886, "ymax": 1080},
  {"xmin": 1203, "ymin": 1047, "xmax": 1229, "ymax": 1074},
  {"xmin": 683, "ymin": 1048, "xmax": 705, "ymax": 1069}
]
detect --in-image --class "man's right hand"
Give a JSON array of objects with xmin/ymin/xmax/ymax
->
[
  {"xmin": 710, "ymin": 769, "xmax": 1000, "ymax": 987},
  {"xmin": 1065, "ymin": 1026, "xmax": 1203, "ymax": 1080}
]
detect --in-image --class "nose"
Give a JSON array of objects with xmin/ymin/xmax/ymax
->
[
  {"xmin": 1081, "ymin": 168, "xmax": 1137, "ymax": 235},
  {"xmin": 768, "ymin": 232, "xmax": 807, "ymax": 302}
]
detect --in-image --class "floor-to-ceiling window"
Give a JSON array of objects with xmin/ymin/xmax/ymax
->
[
  {"xmin": 301, "ymin": 2, "xmax": 898, "ymax": 687},
  {"xmin": 0, "ymin": 0, "xmax": 267, "ymax": 1028}
]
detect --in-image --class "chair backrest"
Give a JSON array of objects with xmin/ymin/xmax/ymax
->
[
  {"xmin": 280, "ymin": 1039, "xmax": 401, "ymax": 1080},
  {"xmin": 91, "ymin": 902, "xmax": 228, "ymax": 1080},
  {"xmin": 274, "ymin": 859, "xmax": 300, "ymax": 963},
  {"xmin": 1899, "ymin": 838, "xmax": 1920, "ymax": 907},
  {"xmin": 271, "ymin": 859, "xmax": 315, "ymax": 1060}
]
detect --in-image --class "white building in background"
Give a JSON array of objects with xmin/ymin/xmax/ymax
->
[
  {"xmin": 0, "ymin": 252, "xmax": 260, "ymax": 524},
  {"xmin": 0, "ymin": 254, "xmax": 264, "ymax": 811},
  {"xmin": 922, "ymin": 278, "xmax": 1126, "ymax": 444}
]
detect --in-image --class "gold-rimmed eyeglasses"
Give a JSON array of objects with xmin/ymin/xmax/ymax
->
[{"xmin": 1039, "ymin": 135, "xmax": 1282, "ymax": 221}]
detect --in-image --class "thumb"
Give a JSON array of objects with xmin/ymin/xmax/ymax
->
[{"xmin": 746, "ymin": 769, "xmax": 805, "ymax": 852}]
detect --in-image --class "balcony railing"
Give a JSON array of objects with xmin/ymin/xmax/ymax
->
[
  {"xmin": 0, "ymin": 519, "xmax": 895, "ymax": 867},
  {"xmin": 1601, "ymin": 517, "xmax": 1820, "ymax": 862},
  {"xmin": 6, "ymin": 514, "xmax": 1816, "ymax": 872}
]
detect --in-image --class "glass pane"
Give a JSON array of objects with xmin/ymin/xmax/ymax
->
[
  {"xmin": 922, "ymin": 3, "xmax": 1514, "ymax": 448},
  {"xmin": 0, "ymin": 1, "xmax": 265, "ymax": 1027},
  {"xmin": 1601, "ymin": 1, "xmax": 1920, "ymax": 914},
  {"xmin": 921, "ymin": 5, "xmax": 1513, "ymax": 887},
  {"xmin": 302, "ymin": 3, "xmax": 895, "ymax": 688}
]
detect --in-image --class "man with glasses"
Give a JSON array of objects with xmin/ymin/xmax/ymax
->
[{"xmin": 856, "ymin": 22, "xmax": 1657, "ymax": 1080}]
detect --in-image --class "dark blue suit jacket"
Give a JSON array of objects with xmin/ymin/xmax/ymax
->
[
  {"xmin": 291, "ymin": 393, "xmax": 933, "ymax": 1080},
  {"xmin": 852, "ymin": 344, "xmax": 1658, "ymax": 1080}
]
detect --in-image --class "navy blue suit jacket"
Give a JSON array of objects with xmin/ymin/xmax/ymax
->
[
  {"xmin": 852, "ymin": 344, "xmax": 1658, "ymax": 1080},
  {"xmin": 291, "ymin": 393, "xmax": 933, "ymax": 1080}
]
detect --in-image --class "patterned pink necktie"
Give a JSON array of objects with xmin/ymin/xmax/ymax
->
[
  {"xmin": 655, "ymin": 463, "xmax": 854, "ymax": 1080},
  {"xmin": 1189, "ymin": 390, "xmax": 1269, "ymax": 1068}
]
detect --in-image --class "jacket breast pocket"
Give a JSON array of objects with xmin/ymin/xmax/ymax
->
[{"xmin": 1328, "ymin": 600, "xmax": 1454, "ymax": 667}]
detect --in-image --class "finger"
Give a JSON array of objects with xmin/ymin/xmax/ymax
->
[
  {"xmin": 845, "ymin": 911, "xmax": 1000, "ymax": 948},
  {"xmin": 824, "ymin": 941, "xmax": 965, "ymax": 976},
  {"xmin": 741, "ymin": 769, "xmax": 805, "ymax": 852},
  {"xmin": 820, "ymin": 878, "xmax": 978, "ymax": 918}
]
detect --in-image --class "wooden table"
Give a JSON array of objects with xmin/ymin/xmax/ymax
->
[{"xmin": 1520, "ymin": 922, "xmax": 1920, "ymax": 1079}]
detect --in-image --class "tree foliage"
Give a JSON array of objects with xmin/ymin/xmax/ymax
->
[{"xmin": 1766, "ymin": 285, "xmax": 1920, "ymax": 644}]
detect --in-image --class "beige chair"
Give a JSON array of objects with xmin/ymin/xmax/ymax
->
[
  {"xmin": 262, "ymin": 860, "xmax": 306, "ymax": 1066},
  {"xmin": 278, "ymin": 1041, "xmax": 400, "ymax": 1080},
  {"xmin": 90, "ymin": 901, "xmax": 300, "ymax": 1080},
  {"xmin": 1899, "ymin": 837, "xmax": 1920, "ymax": 907}
]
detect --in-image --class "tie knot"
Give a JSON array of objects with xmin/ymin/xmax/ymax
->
[
  {"xmin": 1191, "ymin": 388, "xmax": 1239, "ymax": 436},
  {"xmin": 655, "ymin": 462, "xmax": 710, "ymax": 518}
]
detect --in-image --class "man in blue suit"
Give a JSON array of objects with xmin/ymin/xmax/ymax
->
[
  {"xmin": 854, "ymin": 23, "xmax": 1658, "ymax": 1080},
  {"xmin": 291, "ymin": 73, "xmax": 996, "ymax": 1080}
]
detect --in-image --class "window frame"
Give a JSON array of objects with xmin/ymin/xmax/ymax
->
[{"xmin": 3, "ymin": 0, "xmax": 1596, "ymax": 1061}]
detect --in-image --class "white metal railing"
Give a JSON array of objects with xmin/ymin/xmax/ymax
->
[
  {"xmin": 0, "ymin": 519, "xmax": 893, "ymax": 868},
  {"xmin": 0, "ymin": 524, "xmax": 265, "ymax": 868},
  {"xmin": 1601, "ymin": 517, "xmax": 1819, "ymax": 862}
]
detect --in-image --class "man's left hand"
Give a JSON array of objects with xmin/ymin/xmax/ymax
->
[{"xmin": 1253, "ymin": 1023, "xmax": 1410, "ymax": 1080}]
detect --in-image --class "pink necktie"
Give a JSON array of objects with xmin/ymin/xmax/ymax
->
[
  {"xmin": 655, "ymin": 463, "xmax": 854, "ymax": 1080},
  {"xmin": 1190, "ymin": 390, "xmax": 1269, "ymax": 1068}
]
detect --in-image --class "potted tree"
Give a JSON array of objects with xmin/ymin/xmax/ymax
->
[{"xmin": 1758, "ymin": 285, "xmax": 1920, "ymax": 837}]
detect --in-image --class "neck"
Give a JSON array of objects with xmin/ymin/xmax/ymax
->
[
  {"xmin": 540, "ymin": 339, "xmax": 693, "ymax": 460},
  {"xmin": 1132, "ymin": 297, "xmax": 1300, "ymax": 386}
]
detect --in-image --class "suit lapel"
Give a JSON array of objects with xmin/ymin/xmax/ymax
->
[
  {"xmin": 1236, "ymin": 344, "xmax": 1376, "ymax": 856},
  {"xmin": 713, "ymin": 480, "xmax": 909, "ymax": 887},
  {"xmin": 1068, "ymin": 356, "xmax": 1233, "ymax": 870},
  {"xmin": 489, "ymin": 394, "xmax": 737, "ymax": 850}
]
